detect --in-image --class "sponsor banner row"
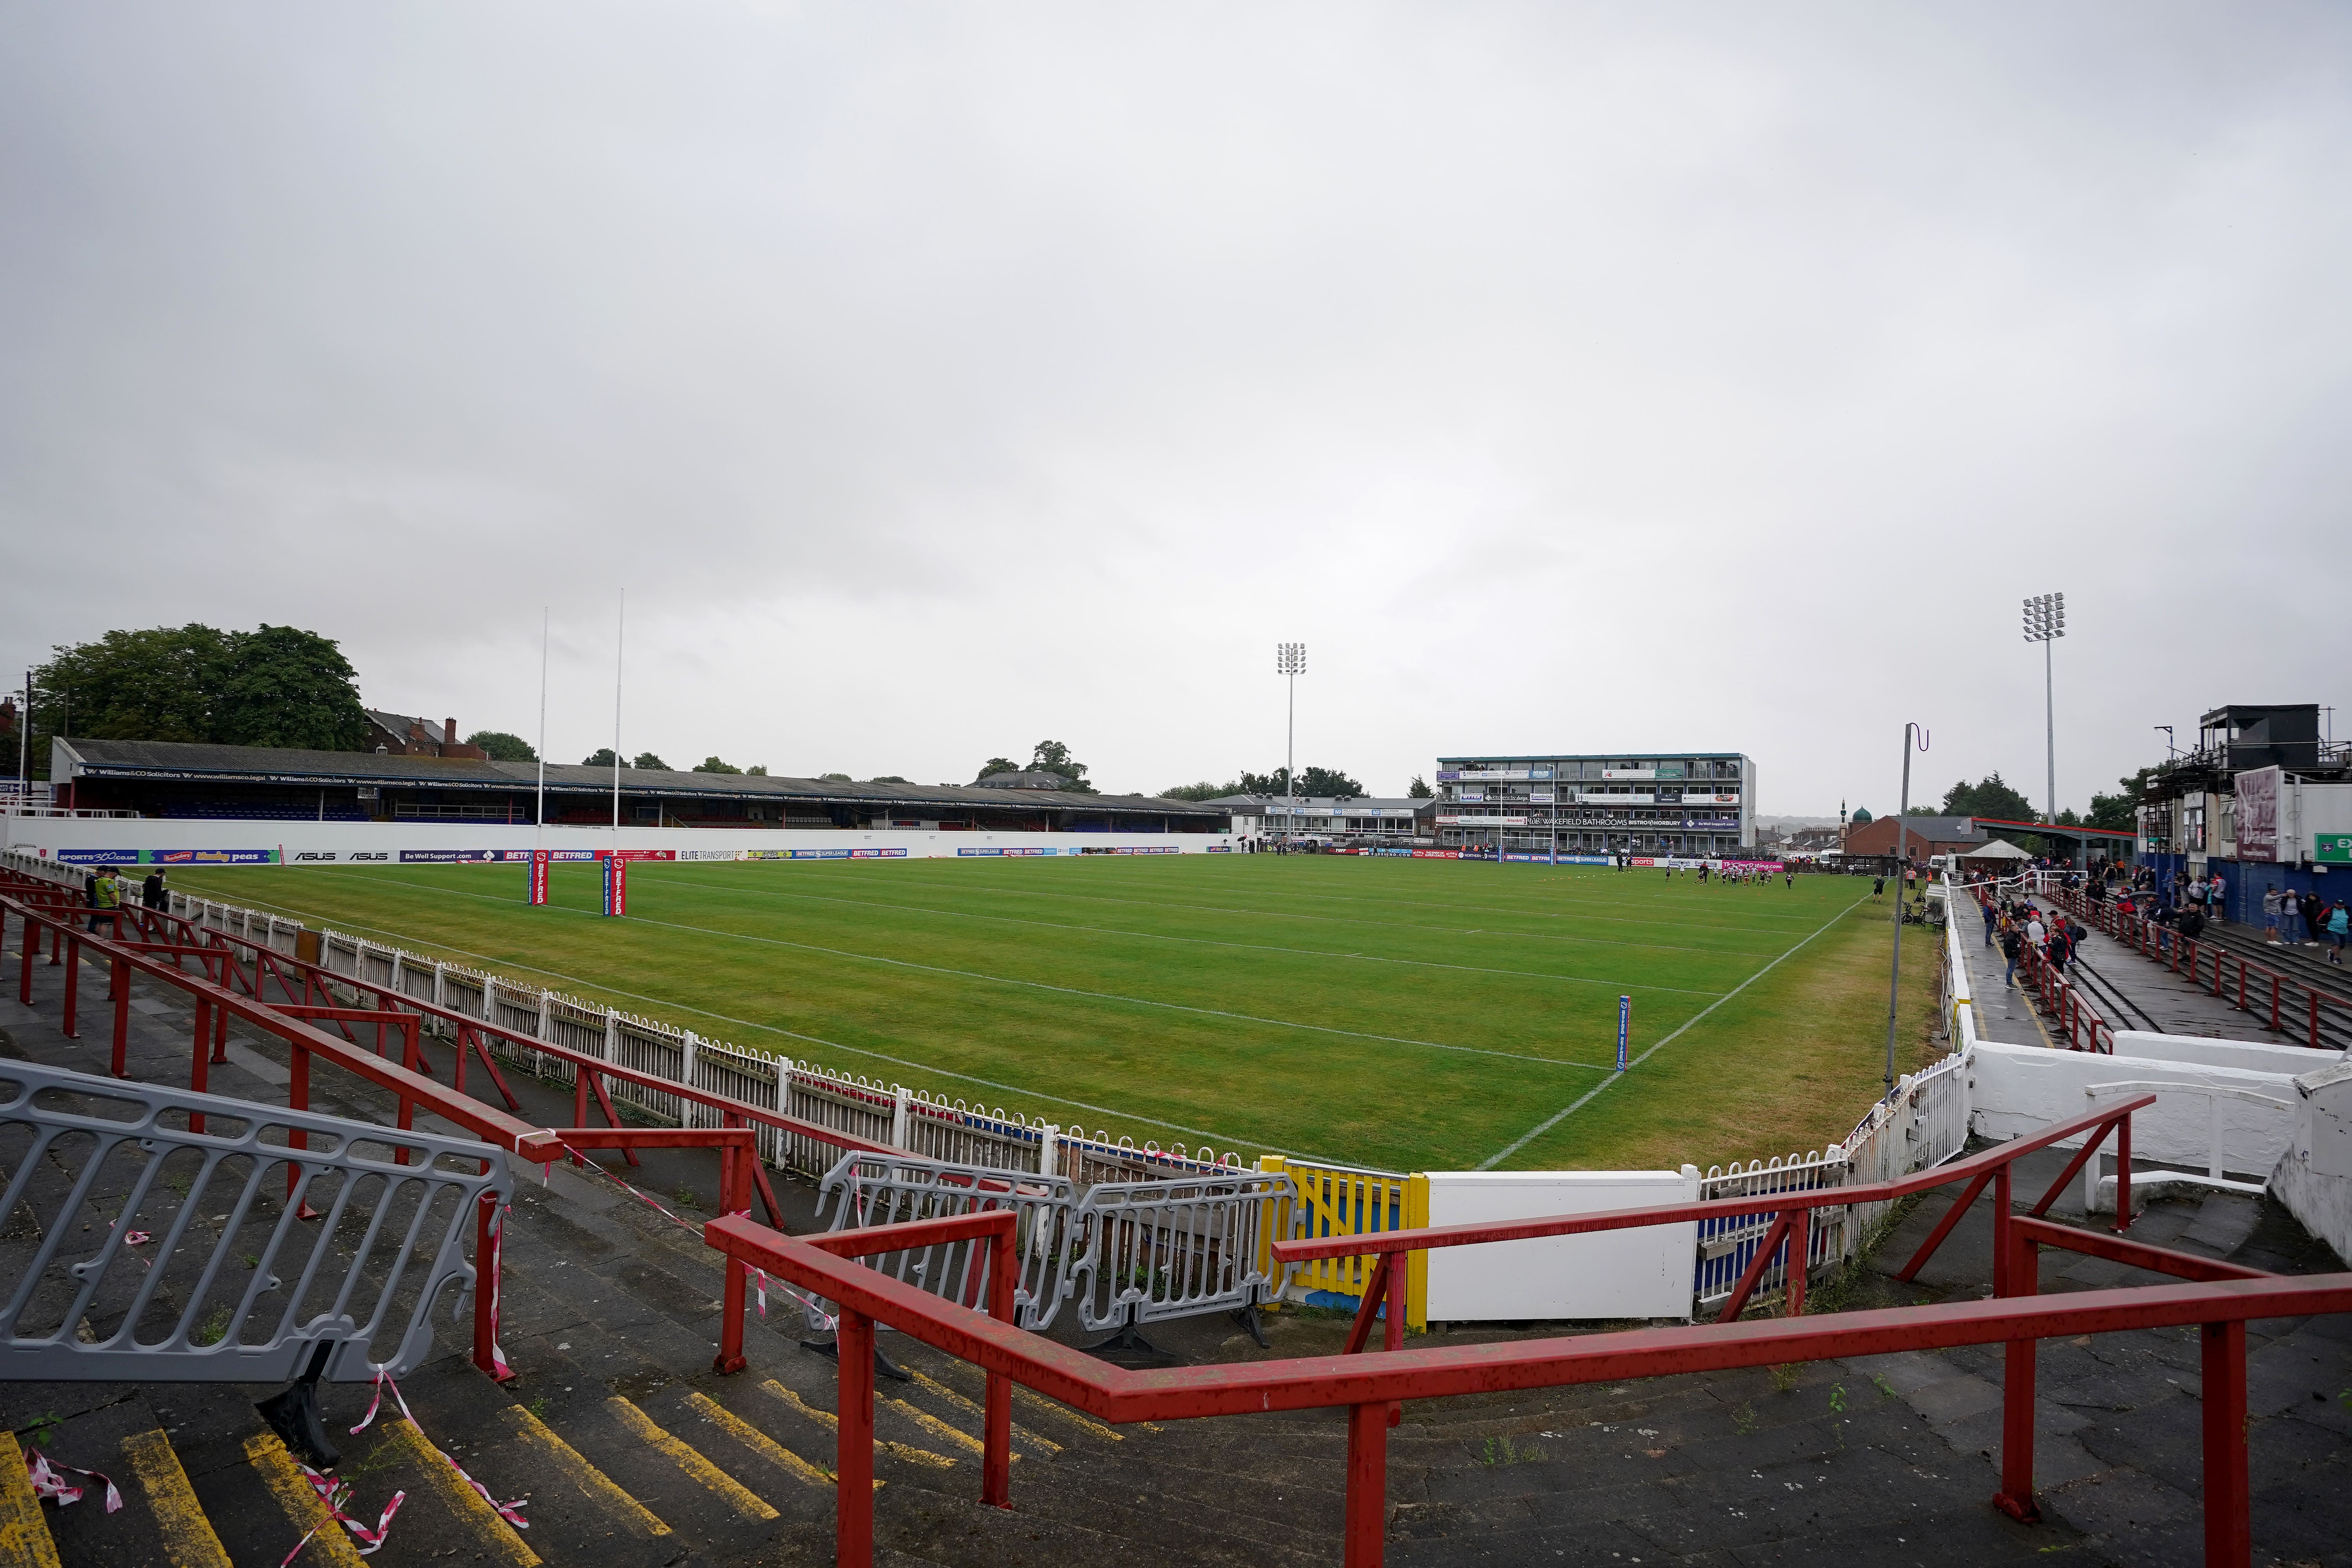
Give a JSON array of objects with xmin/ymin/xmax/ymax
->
[
  {"xmin": 1076, "ymin": 844, "xmax": 1181, "ymax": 855},
  {"xmin": 58, "ymin": 848, "xmax": 281, "ymax": 866},
  {"xmin": 957, "ymin": 847, "xmax": 1059, "ymax": 857}
]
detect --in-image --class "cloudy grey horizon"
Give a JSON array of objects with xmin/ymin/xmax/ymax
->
[{"xmin": 4, "ymin": 4, "xmax": 2347, "ymax": 814}]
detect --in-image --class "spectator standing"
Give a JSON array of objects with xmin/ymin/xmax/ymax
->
[
  {"xmin": 2001, "ymin": 922, "xmax": 2024, "ymax": 988},
  {"xmin": 87, "ymin": 866, "xmax": 120, "ymax": 933},
  {"xmin": 2326, "ymin": 902, "xmax": 2348, "ymax": 965},
  {"xmin": 1982, "ymin": 896, "xmax": 1997, "ymax": 948},
  {"xmin": 2301, "ymin": 890, "xmax": 2326, "ymax": 947},
  {"xmin": 2208, "ymin": 870, "xmax": 2227, "ymax": 923},
  {"xmin": 2025, "ymin": 911, "xmax": 2046, "ymax": 950},
  {"xmin": 142, "ymin": 867, "xmax": 167, "ymax": 912},
  {"xmin": 2263, "ymin": 886, "xmax": 2282, "ymax": 942}
]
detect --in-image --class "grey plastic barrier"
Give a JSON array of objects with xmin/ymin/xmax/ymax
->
[
  {"xmin": 1, "ymin": 1058, "xmax": 507, "ymax": 1384},
  {"xmin": 812, "ymin": 1149, "xmax": 1079, "ymax": 1332},
  {"xmin": 811, "ymin": 1151, "xmax": 1294, "ymax": 1347},
  {"xmin": 1058, "ymin": 1167, "xmax": 1292, "ymax": 1342}
]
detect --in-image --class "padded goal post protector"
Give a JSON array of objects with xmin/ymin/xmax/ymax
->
[
  {"xmin": 602, "ymin": 853, "xmax": 627, "ymax": 917},
  {"xmin": 528, "ymin": 850, "xmax": 549, "ymax": 906}
]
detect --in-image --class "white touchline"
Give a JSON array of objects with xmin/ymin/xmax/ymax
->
[{"xmin": 1475, "ymin": 893, "xmax": 1871, "ymax": 1170}]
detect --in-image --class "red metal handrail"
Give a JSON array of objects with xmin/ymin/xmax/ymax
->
[
  {"xmin": 704, "ymin": 1204, "xmax": 2352, "ymax": 1568},
  {"xmin": 2047, "ymin": 886, "xmax": 2351, "ymax": 1048},
  {"xmin": 2013, "ymin": 932, "xmax": 2116, "ymax": 1052}
]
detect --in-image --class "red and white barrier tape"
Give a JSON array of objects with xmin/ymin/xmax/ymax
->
[
  {"xmin": 281, "ymin": 1466, "xmax": 405, "ymax": 1564},
  {"xmin": 538, "ymin": 1131, "xmax": 837, "ymax": 1329},
  {"xmin": 24, "ymin": 1446, "xmax": 122, "ymax": 1513},
  {"xmin": 483, "ymin": 1202, "xmax": 512, "ymax": 1380},
  {"xmin": 350, "ymin": 1370, "xmax": 528, "ymax": 1532}
]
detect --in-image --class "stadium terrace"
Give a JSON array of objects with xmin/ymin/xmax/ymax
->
[{"xmin": 38, "ymin": 737, "xmax": 1228, "ymax": 834}]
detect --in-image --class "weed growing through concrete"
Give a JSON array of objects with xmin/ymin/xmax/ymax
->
[
  {"xmin": 19, "ymin": 1412, "xmax": 62, "ymax": 1448},
  {"xmin": 1481, "ymin": 1435, "xmax": 1543, "ymax": 1466},
  {"xmin": 1871, "ymin": 1373, "xmax": 1898, "ymax": 1399},
  {"xmin": 192, "ymin": 1306, "xmax": 230, "ymax": 1346},
  {"xmin": 1731, "ymin": 1401, "xmax": 1758, "ymax": 1436},
  {"xmin": 1768, "ymin": 1364, "xmax": 1799, "ymax": 1394}
]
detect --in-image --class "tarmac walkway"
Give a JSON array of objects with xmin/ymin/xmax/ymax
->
[
  {"xmin": 1949, "ymin": 885, "xmax": 2293, "ymax": 1045},
  {"xmin": 3, "ymin": 936, "xmax": 2348, "ymax": 1566}
]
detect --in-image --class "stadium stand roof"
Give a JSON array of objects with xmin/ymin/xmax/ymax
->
[{"xmin": 48, "ymin": 737, "xmax": 1230, "ymax": 819}]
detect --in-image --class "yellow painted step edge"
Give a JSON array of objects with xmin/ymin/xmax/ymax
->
[
  {"xmin": 490, "ymin": 1406, "xmax": 670, "ymax": 1540},
  {"xmin": 756, "ymin": 1380, "xmax": 956, "ymax": 1470},
  {"xmin": 122, "ymin": 1429, "xmax": 231, "ymax": 1568},
  {"xmin": 683, "ymin": 1392, "xmax": 880, "ymax": 1491},
  {"xmin": 905, "ymin": 1369, "xmax": 1061, "ymax": 1453},
  {"xmin": 0, "ymin": 1435, "xmax": 62, "ymax": 1568},
  {"xmin": 241, "ymin": 1434, "xmax": 367, "ymax": 1568},
  {"xmin": 380, "ymin": 1419, "xmax": 543, "ymax": 1568},
  {"xmin": 933, "ymin": 1360, "xmax": 1130, "ymax": 1442},
  {"xmin": 606, "ymin": 1397, "xmax": 778, "ymax": 1522}
]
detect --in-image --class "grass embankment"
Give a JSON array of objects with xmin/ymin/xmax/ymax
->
[{"xmin": 167, "ymin": 856, "xmax": 1935, "ymax": 1174}]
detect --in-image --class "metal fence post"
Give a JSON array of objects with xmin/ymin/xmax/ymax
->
[
  {"xmin": 1994, "ymin": 1224, "xmax": 2041, "ymax": 1523},
  {"xmin": 1343, "ymin": 1399, "xmax": 1388, "ymax": 1567},
  {"xmin": 891, "ymin": 1085, "xmax": 911, "ymax": 1149},
  {"xmin": 837, "ymin": 1310, "xmax": 877, "ymax": 1568},
  {"xmin": 2202, "ymin": 1318, "xmax": 2250, "ymax": 1568},
  {"xmin": 62, "ymin": 932, "xmax": 80, "ymax": 1037},
  {"xmin": 984, "ymin": 1219, "xmax": 1015, "ymax": 1508},
  {"xmin": 681, "ymin": 1030, "xmax": 701, "ymax": 1127},
  {"xmin": 1039, "ymin": 1123, "xmax": 1059, "ymax": 1179}
]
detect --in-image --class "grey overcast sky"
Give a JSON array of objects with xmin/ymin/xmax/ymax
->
[{"xmin": 4, "ymin": 4, "xmax": 2347, "ymax": 812}]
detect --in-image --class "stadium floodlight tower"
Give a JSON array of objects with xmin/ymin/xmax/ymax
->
[
  {"xmin": 1276, "ymin": 642, "xmax": 1305, "ymax": 849},
  {"xmin": 2023, "ymin": 592, "xmax": 2067, "ymax": 865}
]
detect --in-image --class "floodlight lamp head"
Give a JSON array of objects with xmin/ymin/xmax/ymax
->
[{"xmin": 1276, "ymin": 642, "xmax": 1307, "ymax": 676}]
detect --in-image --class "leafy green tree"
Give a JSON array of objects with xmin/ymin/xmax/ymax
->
[
  {"xmin": 1158, "ymin": 780, "xmax": 1240, "ymax": 802},
  {"xmin": 870, "ymin": 775, "xmax": 911, "ymax": 784},
  {"xmin": 1240, "ymin": 765, "xmax": 1363, "ymax": 797},
  {"xmin": 819, "ymin": 772, "xmax": 852, "ymax": 782},
  {"xmin": 2083, "ymin": 767, "xmax": 2155, "ymax": 833},
  {"xmin": 210, "ymin": 625, "xmax": 368, "ymax": 750},
  {"xmin": 1939, "ymin": 772, "xmax": 2038, "ymax": 823},
  {"xmin": 28, "ymin": 625, "xmax": 229, "ymax": 771},
  {"xmin": 1407, "ymin": 775, "xmax": 1433, "ymax": 799},
  {"xmin": 469, "ymin": 730, "xmax": 537, "ymax": 762},
  {"xmin": 28, "ymin": 622, "xmax": 366, "ymax": 768},
  {"xmin": 632, "ymin": 751, "xmax": 669, "ymax": 770},
  {"xmin": 973, "ymin": 757, "xmax": 1021, "ymax": 782},
  {"xmin": 1027, "ymin": 741, "xmax": 1096, "ymax": 793},
  {"xmin": 583, "ymin": 747, "xmax": 619, "ymax": 768},
  {"xmin": 693, "ymin": 756, "xmax": 744, "ymax": 774},
  {"xmin": 746, "ymin": 765, "xmax": 768, "ymax": 777}
]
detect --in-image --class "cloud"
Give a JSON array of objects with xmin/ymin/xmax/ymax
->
[{"xmin": 3, "ymin": 2, "xmax": 2347, "ymax": 804}]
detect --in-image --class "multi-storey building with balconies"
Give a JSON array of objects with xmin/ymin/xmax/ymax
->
[{"xmin": 1432, "ymin": 752, "xmax": 1755, "ymax": 858}]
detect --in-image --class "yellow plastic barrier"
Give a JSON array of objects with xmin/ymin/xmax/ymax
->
[{"xmin": 1258, "ymin": 1157, "xmax": 1427, "ymax": 1330}]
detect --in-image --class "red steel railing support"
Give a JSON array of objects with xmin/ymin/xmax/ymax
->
[
  {"xmin": 837, "ymin": 1308, "xmax": 876, "ymax": 1566},
  {"xmin": 2203, "ymin": 1319, "xmax": 2250, "ymax": 1568},
  {"xmin": 1995, "ymin": 1222, "xmax": 2040, "ymax": 1523}
]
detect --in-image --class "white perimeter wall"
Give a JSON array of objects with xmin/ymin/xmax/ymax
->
[
  {"xmin": 2272, "ymin": 1060, "xmax": 2352, "ymax": 1265},
  {"xmin": 1424, "ymin": 1170, "xmax": 1699, "ymax": 1323},
  {"xmin": 3, "ymin": 817, "xmax": 1237, "ymax": 864},
  {"xmin": 1971, "ymin": 1038, "xmax": 2301, "ymax": 1181}
]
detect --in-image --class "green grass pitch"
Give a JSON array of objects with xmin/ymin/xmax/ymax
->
[{"xmin": 169, "ymin": 855, "xmax": 1947, "ymax": 1175}]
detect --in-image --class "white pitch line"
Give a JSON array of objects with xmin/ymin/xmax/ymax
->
[{"xmin": 1474, "ymin": 893, "xmax": 1871, "ymax": 1170}]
